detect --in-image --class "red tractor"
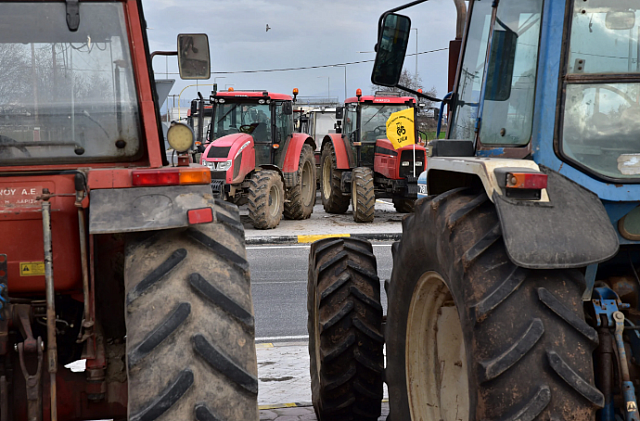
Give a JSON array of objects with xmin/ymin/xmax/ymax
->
[
  {"xmin": 0, "ymin": 3, "xmax": 258, "ymax": 421},
  {"xmin": 200, "ymin": 88, "xmax": 317, "ymax": 229},
  {"xmin": 320, "ymin": 90, "xmax": 426, "ymax": 222}
]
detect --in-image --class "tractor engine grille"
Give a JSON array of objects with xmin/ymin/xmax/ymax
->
[
  {"xmin": 207, "ymin": 146, "xmax": 231, "ymax": 158},
  {"xmin": 399, "ymin": 149, "xmax": 426, "ymax": 179}
]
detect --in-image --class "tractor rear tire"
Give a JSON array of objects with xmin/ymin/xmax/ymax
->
[
  {"xmin": 125, "ymin": 202, "xmax": 258, "ymax": 421},
  {"xmin": 386, "ymin": 189, "xmax": 602, "ymax": 421},
  {"xmin": 392, "ymin": 197, "xmax": 414, "ymax": 213},
  {"xmin": 320, "ymin": 143, "xmax": 350, "ymax": 214},
  {"xmin": 307, "ymin": 238, "xmax": 384, "ymax": 421},
  {"xmin": 247, "ymin": 170, "xmax": 284, "ymax": 229},
  {"xmin": 284, "ymin": 144, "xmax": 316, "ymax": 220},
  {"xmin": 352, "ymin": 167, "xmax": 375, "ymax": 223}
]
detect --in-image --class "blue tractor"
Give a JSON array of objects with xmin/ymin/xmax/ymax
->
[{"xmin": 307, "ymin": 1, "xmax": 640, "ymax": 420}]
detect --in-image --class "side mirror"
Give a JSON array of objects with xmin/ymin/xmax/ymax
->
[
  {"xmin": 371, "ymin": 13, "xmax": 411, "ymax": 87},
  {"xmin": 282, "ymin": 101, "xmax": 293, "ymax": 115},
  {"xmin": 484, "ymin": 28, "xmax": 518, "ymax": 101},
  {"xmin": 336, "ymin": 106, "xmax": 344, "ymax": 120},
  {"xmin": 177, "ymin": 34, "xmax": 211, "ymax": 80},
  {"xmin": 606, "ymin": 11, "xmax": 636, "ymax": 30}
]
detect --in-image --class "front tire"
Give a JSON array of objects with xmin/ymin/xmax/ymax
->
[
  {"xmin": 320, "ymin": 143, "xmax": 350, "ymax": 214},
  {"xmin": 284, "ymin": 144, "xmax": 316, "ymax": 220},
  {"xmin": 247, "ymin": 170, "xmax": 284, "ymax": 229},
  {"xmin": 386, "ymin": 189, "xmax": 602, "ymax": 421},
  {"xmin": 125, "ymin": 201, "xmax": 258, "ymax": 421},
  {"xmin": 392, "ymin": 196, "xmax": 414, "ymax": 213},
  {"xmin": 307, "ymin": 238, "xmax": 384, "ymax": 421},
  {"xmin": 352, "ymin": 167, "xmax": 375, "ymax": 223}
]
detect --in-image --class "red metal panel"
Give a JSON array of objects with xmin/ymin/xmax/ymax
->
[
  {"xmin": 322, "ymin": 134, "xmax": 350, "ymax": 169},
  {"xmin": 0, "ymin": 175, "xmax": 82, "ymax": 294},
  {"xmin": 282, "ymin": 134, "xmax": 315, "ymax": 173}
]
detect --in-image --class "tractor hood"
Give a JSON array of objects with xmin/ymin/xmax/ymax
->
[{"xmin": 202, "ymin": 133, "xmax": 253, "ymax": 162}]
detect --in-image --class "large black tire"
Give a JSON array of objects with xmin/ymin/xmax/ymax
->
[
  {"xmin": 320, "ymin": 143, "xmax": 350, "ymax": 214},
  {"xmin": 125, "ymin": 201, "xmax": 258, "ymax": 421},
  {"xmin": 352, "ymin": 167, "xmax": 375, "ymax": 223},
  {"xmin": 247, "ymin": 170, "xmax": 284, "ymax": 230},
  {"xmin": 392, "ymin": 196, "xmax": 414, "ymax": 213},
  {"xmin": 386, "ymin": 189, "xmax": 602, "ymax": 421},
  {"xmin": 307, "ymin": 238, "xmax": 384, "ymax": 421},
  {"xmin": 284, "ymin": 144, "xmax": 316, "ymax": 220}
]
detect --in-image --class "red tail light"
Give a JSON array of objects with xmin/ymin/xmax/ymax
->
[
  {"xmin": 507, "ymin": 173, "xmax": 548, "ymax": 190},
  {"xmin": 132, "ymin": 168, "xmax": 211, "ymax": 187}
]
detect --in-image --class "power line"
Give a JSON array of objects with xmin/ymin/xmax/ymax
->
[{"xmin": 158, "ymin": 47, "xmax": 448, "ymax": 76}]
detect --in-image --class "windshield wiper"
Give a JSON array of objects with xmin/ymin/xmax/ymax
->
[{"xmin": 364, "ymin": 105, "xmax": 388, "ymax": 127}]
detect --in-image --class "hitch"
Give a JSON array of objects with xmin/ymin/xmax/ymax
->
[{"xmin": 18, "ymin": 337, "xmax": 44, "ymax": 421}]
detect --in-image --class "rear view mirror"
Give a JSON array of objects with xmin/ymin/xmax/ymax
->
[
  {"xmin": 371, "ymin": 13, "xmax": 411, "ymax": 87},
  {"xmin": 606, "ymin": 11, "xmax": 636, "ymax": 30},
  {"xmin": 177, "ymin": 34, "xmax": 211, "ymax": 80},
  {"xmin": 282, "ymin": 102, "xmax": 293, "ymax": 115},
  {"xmin": 336, "ymin": 106, "xmax": 344, "ymax": 120},
  {"xmin": 484, "ymin": 28, "xmax": 517, "ymax": 101}
]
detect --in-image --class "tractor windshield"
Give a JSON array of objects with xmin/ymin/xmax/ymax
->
[
  {"xmin": 0, "ymin": 2, "xmax": 141, "ymax": 166},
  {"xmin": 211, "ymin": 101, "xmax": 271, "ymax": 143},
  {"xmin": 360, "ymin": 104, "xmax": 411, "ymax": 142},
  {"xmin": 561, "ymin": 2, "xmax": 640, "ymax": 180}
]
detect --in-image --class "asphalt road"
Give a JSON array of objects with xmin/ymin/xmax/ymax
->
[{"xmin": 247, "ymin": 242, "xmax": 394, "ymax": 342}]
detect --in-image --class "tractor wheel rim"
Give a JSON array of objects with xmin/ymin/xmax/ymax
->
[
  {"xmin": 322, "ymin": 156, "xmax": 332, "ymax": 199},
  {"xmin": 301, "ymin": 160, "xmax": 314, "ymax": 206},
  {"xmin": 406, "ymin": 271, "xmax": 470, "ymax": 421},
  {"xmin": 269, "ymin": 185, "xmax": 280, "ymax": 218}
]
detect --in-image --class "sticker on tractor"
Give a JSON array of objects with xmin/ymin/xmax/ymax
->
[
  {"xmin": 20, "ymin": 262, "xmax": 45, "ymax": 277},
  {"xmin": 386, "ymin": 108, "xmax": 415, "ymax": 150},
  {"xmin": 0, "ymin": 187, "xmax": 42, "ymax": 208}
]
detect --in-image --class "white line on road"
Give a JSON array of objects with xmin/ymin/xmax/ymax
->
[
  {"xmin": 247, "ymin": 244, "xmax": 393, "ymax": 250},
  {"xmin": 256, "ymin": 335, "xmax": 309, "ymax": 342}
]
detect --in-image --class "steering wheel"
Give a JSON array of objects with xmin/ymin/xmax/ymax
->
[
  {"xmin": 239, "ymin": 124, "xmax": 257, "ymax": 134},
  {"xmin": 373, "ymin": 125, "xmax": 386, "ymax": 136},
  {"xmin": 0, "ymin": 134, "xmax": 31, "ymax": 157}
]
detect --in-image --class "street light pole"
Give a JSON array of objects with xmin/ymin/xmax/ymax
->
[
  {"xmin": 317, "ymin": 76, "xmax": 330, "ymax": 103},
  {"xmin": 334, "ymin": 66, "xmax": 347, "ymax": 102},
  {"xmin": 412, "ymin": 28, "xmax": 418, "ymax": 79}
]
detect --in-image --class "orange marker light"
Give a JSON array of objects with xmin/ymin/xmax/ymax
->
[
  {"xmin": 228, "ymin": 87, "xmax": 234, "ymax": 92},
  {"xmin": 418, "ymin": 89, "xmax": 423, "ymax": 93},
  {"xmin": 356, "ymin": 89, "xmax": 362, "ymax": 97},
  {"xmin": 293, "ymin": 88, "xmax": 299, "ymax": 95},
  {"xmin": 273, "ymin": 144, "xmax": 280, "ymax": 149},
  {"xmin": 507, "ymin": 173, "xmax": 548, "ymax": 189},
  {"xmin": 179, "ymin": 168, "xmax": 212, "ymax": 185}
]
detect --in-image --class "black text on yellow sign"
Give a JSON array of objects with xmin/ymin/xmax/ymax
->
[
  {"xmin": 386, "ymin": 108, "xmax": 415, "ymax": 149},
  {"xmin": 20, "ymin": 261, "xmax": 45, "ymax": 277}
]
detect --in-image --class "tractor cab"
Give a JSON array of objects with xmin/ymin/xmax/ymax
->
[
  {"xmin": 342, "ymin": 91, "xmax": 416, "ymax": 167},
  {"xmin": 204, "ymin": 90, "xmax": 295, "ymax": 167}
]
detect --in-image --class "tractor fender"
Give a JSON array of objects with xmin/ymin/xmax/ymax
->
[
  {"xmin": 89, "ymin": 184, "xmax": 216, "ymax": 234},
  {"xmin": 425, "ymin": 157, "xmax": 619, "ymax": 269},
  {"xmin": 282, "ymin": 133, "xmax": 316, "ymax": 173},
  {"xmin": 321, "ymin": 134, "xmax": 351, "ymax": 170}
]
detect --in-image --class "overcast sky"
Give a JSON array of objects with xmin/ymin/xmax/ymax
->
[{"xmin": 143, "ymin": 0, "xmax": 459, "ymax": 105}]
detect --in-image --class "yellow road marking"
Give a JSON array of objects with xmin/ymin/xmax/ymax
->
[
  {"xmin": 259, "ymin": 402, "xmax": 299, "ymax": 410},
  {"xmin": 297, "ymin": 233, "xmax": 350, "ymax": 243},
  {"xmin": 256, "ymin": 343, "xmax": 274, "ymax": 349}
]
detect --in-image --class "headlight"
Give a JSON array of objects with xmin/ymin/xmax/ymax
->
[
  {"xmin": 167, "ymin": 122, "xmax": 194, "ymax": 153},
  {"xmin": 202, "ymin": 161, "xmax": 215, "ymax": 169},
  {"xmin": 217, "ymin": 160, "xmax": 232, "ymax": 171},
  {"xmin": 401, "ymin": 161, "xmax": 410, "ymax": 167},
  {"xmin": 415, "ymin": 161, "xmax": 423, "ymax": 166}
]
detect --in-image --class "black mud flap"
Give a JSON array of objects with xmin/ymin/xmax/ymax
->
[
  {"xmin": 494, "ymin": 167, "xmax": 619, "ymax": 269},
  {"xmin": 90, "ymin": 185, "xmax": 216, "ymax": 234}
]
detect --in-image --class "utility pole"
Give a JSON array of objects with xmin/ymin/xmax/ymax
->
[{"xmin": 412, "ymin": 28, "xmax": 419, "ymax": 81}]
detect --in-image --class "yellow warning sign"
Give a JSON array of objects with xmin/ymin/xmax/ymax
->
[
  {"xmin": 20, "ymin": 262, "xmax": 45, "ymax": 277},
  {"xmin": 386, "ymin": 107, "xmax": 415, "ymax": 150}
]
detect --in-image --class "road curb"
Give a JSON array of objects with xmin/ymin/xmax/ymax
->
[{"xmin": 245, "ymin": 232, "xmax": 402, "ymax": 245}]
